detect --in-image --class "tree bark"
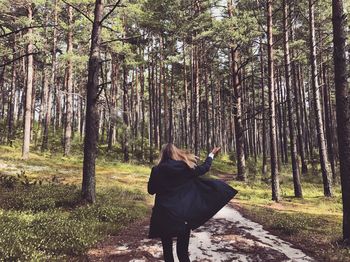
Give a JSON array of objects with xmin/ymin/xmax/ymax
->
[
  {"xmin": 22, "ymin": 5, "xmax": 34, "ymax": 160},
  {"xmin": 122, "ymin": 64, "xmax": 130, "ymax": 162},
  {"xmin": 308, "ymin": 0, "xmax": 332, "ymax": 197},
  {"xmin": 183, "ymin": 41, "xmax": 189, "ymax": 148},
  {"xmin": 283, "ymin": 0, "xmax": 302, "ymax": 197},
  {"xmin": 7, "ymin": 36, "xmax": 16, "ymax": 144},
  {"xmin": 228, "ymin": 0, "xmax": 246, "ymax": 181},
  {"xmin": 290, "ymin": 10, "xmax": 308, "ymax": 174},
  {"xmin": 260, "ymin": 41, "xmax": 267, "ymax": 176},
  {"xmin": 82, "ymin": 0, "xmax": 104, "ymax": 203},
  {"xmin": 267, "ymin": 0, "xmax": 280, "ymax": 201},
  {"xmin": 42, "ymin": 0, "xmax": 57, "ymax": 152},
  {"xmin": 332, "ymin": 0, "xmax": 350, "ymax": 242},
  {"xmin": 322, "ymin": 66, "xmax": 336, "ymax": 181},
  {"xmin": 64, "ymin": 4, "xmax": 73, "ymax": 156}
]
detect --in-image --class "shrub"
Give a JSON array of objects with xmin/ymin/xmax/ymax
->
[
  {"xmin": 1, "ymin": 184, "xmax": 81, "ymax": 212},
  {"xmin": 31, "ymin": 212, "xmax": 101, "ymax": 255},
  {"xmin": 0, "ymin": 211, "xmax": 48, "ymax": 261}
]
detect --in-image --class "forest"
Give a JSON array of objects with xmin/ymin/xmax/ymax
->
[{"xmin": 0, "ymin": 0, "xmax": 349, "ymax": 260}]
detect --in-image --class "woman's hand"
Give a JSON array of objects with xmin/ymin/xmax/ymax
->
[{"xmin": 211, "ymin": 147, "xmax": 221, "ymax": 156}]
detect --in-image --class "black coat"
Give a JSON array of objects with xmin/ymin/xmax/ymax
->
[{"xmin": 147, "ymin": 156, "xmax": 238, "ymax": 238}]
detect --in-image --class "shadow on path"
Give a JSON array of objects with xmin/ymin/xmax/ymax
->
[{"xmin": 88, "ymin": 204, "xmax": 314, "ymax": 262}]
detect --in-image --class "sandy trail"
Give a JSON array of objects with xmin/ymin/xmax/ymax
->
[{"xmin": 88, "ymin": 204, "xmax": 314, "ymax": 262}]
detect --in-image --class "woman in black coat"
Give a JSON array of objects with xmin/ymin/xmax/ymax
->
[{"xmin": 147, "ymin": 143, "xmax": 237, "ymax": 262}]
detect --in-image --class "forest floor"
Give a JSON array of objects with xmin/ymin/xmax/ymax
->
[
  {"xmin": 0, "ymin": 145, "xmax": 349, "ymax": 261},
  {"xmin": 87, "ymin": 202, "xmax": 315, "ymax": 262}
]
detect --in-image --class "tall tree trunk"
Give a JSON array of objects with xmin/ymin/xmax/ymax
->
[
  {"xmin": 42, "ymin": 0, "xmax": 57, "ymax": 151},
  {"xmin": 267, "ymin": 0, "xmax": 280, "ymax": 201},
  {"xmin": 308, "ymin": 0, "xmax": 332, "ymax": 197},
  {"xmin": 228, "ymin": 0, "xmax": 246, "ymax": 181},
  {"xmin": 148, "ymin": 51, "xmax": 154, "ymax": 163},
  {"xmin": 299, "ymin": 66, "xmax": 312, "ymax": 160},
  {"xmin": 283, "ymin": 0, "xmax": 302, "ymax": 197},
  {"xmin": 183, "ymin": 42, "xmax": 189, "ymax": 148},
  {"xmin": 194, "ymin": 44, "xmax": 200, "ymax": 156},
  {"xmin": 122, "ymin": 65, "xmax": 130, "ymax": 162},
  {"xmin": 205, "ymin": 65, "xmax": 210, "ymax": 154},
  {"xmin": 290, "ymin": 10, "xmax": 308, "ymax": 174},
  {"xmin": 323, "ymin": 66, "xmax": 336, "ymax": 181},
  {"xmin": 108, "ymin": 54, "xmax": 119, "ymax": 151},
  {"xmin": 82, "ymin": 0, "xmax": 104, "ymax": 203},
  {"xmin": 64, "ymin": 4, "xmax": 73, "ymax": 156},
  {"xmin": 140, "ymin": 62, "xmax": 146, "ymax": 159},
  {"xmin": 22, "ymin": 5, "xmax": 34, "ymax": 159},
  {"xmin": 7, "ymin": 37, "xmax": 16, "ymax": 144},
  {"xmin": 276, "ymin": 69, "xmax": 284, "ymax": 167},
  {"xmin": 169, "ymin": 64, "xmax": 174, "ymax": 143},
  {"xmin": 332, "ymin": 0, "xmax": 350, "ymax": 242},
  {"xmin": 260, "ymin": 41, "xmax": 267, "ymax": 176}
]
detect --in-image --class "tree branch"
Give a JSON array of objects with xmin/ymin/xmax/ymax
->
[
  {"xmin": 61, "ymin": 0, "xmax": 93, "ymax": 23},
  {"xmin": 0, "ymin": 24, "xmax": 56, "ymax": 38},
  {"xmin": 100, "ymin": 34, "xmax": 145, "ymax": 45},
  {"xmin": 0, "ymin": 52, "xmax": 40, "ymax": 68},
  {"xmin": 100, "ymin": 0, "xmax": 122, "ymax": 24},
  {"xmin": 96, "ymin": 81, "xmax": 112, "ymax": 101}
]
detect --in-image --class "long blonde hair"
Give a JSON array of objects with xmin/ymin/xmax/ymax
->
[{"xmin": 158, "ymin": 143, "xmax": 198, "ymax": 169}]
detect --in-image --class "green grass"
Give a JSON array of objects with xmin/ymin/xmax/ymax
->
[{"xmin": 0, "ymin": 145, "xmax": 151, "ymax": 260}]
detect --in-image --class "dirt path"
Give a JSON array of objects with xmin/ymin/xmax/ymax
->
[{"xmin": 88, "ymin": 204, "xmax": 314, "ymax": 262}]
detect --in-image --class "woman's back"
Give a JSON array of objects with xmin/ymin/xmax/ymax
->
[{"xmin": 148, "ymin": 157, "xmax": 212, "ymax": 195}]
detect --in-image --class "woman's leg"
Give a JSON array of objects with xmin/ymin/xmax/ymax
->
[
  {"xmin": 161, "ymin": 236, "xmax": 174, "ymax": 262},
  {"xmin": 176, "ymin": 228, "xmax": 191, "ymax": 262}
]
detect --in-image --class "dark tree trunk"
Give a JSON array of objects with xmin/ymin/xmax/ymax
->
[
  {"xmin": 308, "ymin": 0, "xmax": 332, "ymax": 197},
  {"xmin": 122, "ymin": 65, "xmax": 130, "ymax": 162},
  {"xmin": 148, "ymin": 50, "xmax": 154, "ymax": 163},
  {"xmin": 322, "ymin": 66, "xmax": 336, "ymax": 181},
  {"xmin": 267, "ymin": 0, "xmax": 280, "ymax": 201},
  {"xmin": 228, "ymin": 0, "xmax": 246, "ymax": 181},
  {"xmin": 260, "ymin": 41, "xmax": 267, "ymax": 176},
  {"xmin": 283, "ymin": 0, "xmax": 302, "ymax": 197},
  {"xmin": 205, "ymin": 65, "xmax": 210, "ymax": 154},
  {"xmin": 194, "ymin": 44, "xmax": 200, "ymax": 156},
  {"xmin": 276, "ymin": 69, "xmax": 285, "ymax": 167},
  {"xmin": 82, "ymin": 0, "xmax": 104, "ymax": 203},
  {"xmin": 169, "ymin": 64, "xmax": 174, "ymax": 143},
  {"xmin": 140, "ymin": 62, "xmax": 146, "ymax": 159},
  {"xmin": 332, "ymin": 0, "xmax": 350, "ymax": 242},
  {"xmin": 290, "ymin": 12, "xmax": 308, "ymax": 174},
  {"xmin": 183, "ymin": 41, "xmax": 189, "ymax": 148}
]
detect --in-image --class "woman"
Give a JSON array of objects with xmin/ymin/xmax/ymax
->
[{"xmin": 147, "ymin": 143, "xmax": 237, "ymax": 262}]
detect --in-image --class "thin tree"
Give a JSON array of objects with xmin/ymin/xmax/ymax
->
[
  {"xmin": 267, "ymin": 0, "xmax": 280, "ymax": 201},
  {"xmin": 22, "ymin": 4, "xmax": 34, "ymax": 160},
  {"xmin": 42, "ymin": 0, "xmax": 57, "ymax": 152},
  {"xmin": 64, "ymin": 4, "xmax": 73, "ymax": 156},
  {"xmin": 228, "ymin": 0, "xmax": 246, "ymax": 181},
  {"xmin": 260, "ymin": 40, "xmax": 267, "ymax": 176},
  {"xmin": 308, "ymin": 0, "xmax": 332, "ymax": 197},
  {"xmin": 283, "ymin": 0, "xmax": 302, "ymax": 198},
  {"xmin": 122, "ymin": 64, "xmax": 130, "ymax": 162}
]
